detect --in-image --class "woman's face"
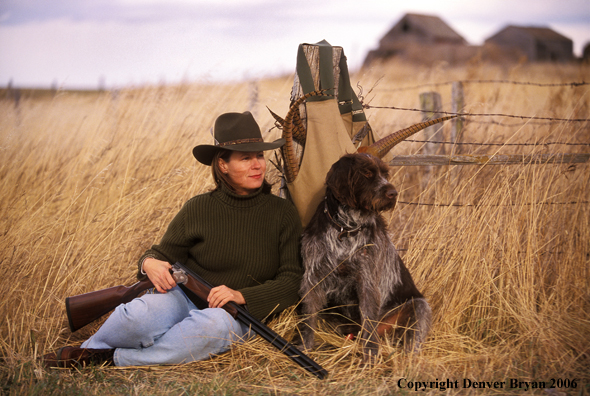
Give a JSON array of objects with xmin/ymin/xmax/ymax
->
[{"xmin": 219, "ymin": 151, "xmax": 267, "ymax": 195}]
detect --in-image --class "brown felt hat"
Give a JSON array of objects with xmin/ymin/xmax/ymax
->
[{"xmin": 192, "ymin": 111, "xmax": 285, "ymax": 166}]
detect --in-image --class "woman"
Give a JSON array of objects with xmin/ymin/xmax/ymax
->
[{"xmin": 44, "ymin": 111, "xmax": 303, "ymax": 367}]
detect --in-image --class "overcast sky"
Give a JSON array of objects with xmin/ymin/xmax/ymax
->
[{"xmin": 1, "ymin": 0, "xmax": 589, "ymax": 89}]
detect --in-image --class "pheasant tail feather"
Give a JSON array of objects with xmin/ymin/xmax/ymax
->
[{"xmin": 358, "ymin": 115, "xmax": 456, "ymax": 158}]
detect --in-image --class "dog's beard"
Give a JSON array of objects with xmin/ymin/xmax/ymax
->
[{"xmin": 370, "ymin": 197, "xmax": 396, "ymax": 212}]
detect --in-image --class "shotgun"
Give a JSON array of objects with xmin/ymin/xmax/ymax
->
[{"xmin": 65, "ymin": 262, "xmax": 328, "ymax": 379}]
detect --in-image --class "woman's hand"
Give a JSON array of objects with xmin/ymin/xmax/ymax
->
[
  {"xmin": 207, "ymin": 285, "xmax": 245, "ymax": 308},
  {"xmin": 143, "ymin": 258, "xmax": 176, "ymax": 293}
]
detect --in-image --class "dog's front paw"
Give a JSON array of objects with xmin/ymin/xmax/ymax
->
[
  {"xmin": 288, "ymin": 330, "xmax": 304, "ymax": 349},
  {"xmin": 361, "ymin": 346, "xmax": 380, "ymax": 366},
  {"xmin": 302, "ymin": 335, "xmax": 316, "ymax": 352},
  {"xmin": 299, "ymin": 328, "xmax": 316, "ymax": 352}
]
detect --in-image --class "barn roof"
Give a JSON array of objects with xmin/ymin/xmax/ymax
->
[
  {"xmin": 487, "ymin": 26, "xmax": 572, "ymax": 43},
  {"xmin": 382, "ymin": 13, "xmax": 467, "ymax": 44}
]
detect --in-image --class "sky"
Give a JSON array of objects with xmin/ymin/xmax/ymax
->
[{"xmin": 1, "ymin": 0, "xmax": 589, "ymax": 89}]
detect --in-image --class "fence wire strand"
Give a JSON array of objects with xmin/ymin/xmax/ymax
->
[
  {"xmin": 363, "ymin": 104, "xmax": 590, "ymax": 122},
  {"xmin": 368, "ymin": 78, "xmax": 589, "ymax": 209},
  {"xmin": 402, "ymin": 139, "xmax": 590, "ymax": 147},
  {"xmin": 377, "ymin": 79, "xmax": 589, "ymax": 92},
  {"xmin": 398, "ymin": 200, "xmax": 589, "ymax": 207}
]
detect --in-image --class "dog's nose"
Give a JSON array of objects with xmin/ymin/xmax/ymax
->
[{"xmin": 386, "ymin": 186, "xmax": 398, "ymax": 199}]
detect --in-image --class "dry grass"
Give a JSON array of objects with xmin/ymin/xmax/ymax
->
[{"xmin": 1, "ymin": 60, "xmax": 589, "ymax": 395}]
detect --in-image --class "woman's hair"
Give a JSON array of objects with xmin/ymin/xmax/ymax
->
[{"xmin": 211, "ymin": 149, "xmax": 272, "ymax": 193}]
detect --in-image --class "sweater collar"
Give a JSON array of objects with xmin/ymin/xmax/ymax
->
[{"xmin": 212, "ymin": 183, "xmax": 269, "ymax": 208}]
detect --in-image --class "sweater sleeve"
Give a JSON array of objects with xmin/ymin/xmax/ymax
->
[
  {"xmin": 137, "ymin": 200, "xmax": 193, "ymax": 280},
  {"xmin": 238, "ymin": 201, "xmax": 303, "ymax": 320}
]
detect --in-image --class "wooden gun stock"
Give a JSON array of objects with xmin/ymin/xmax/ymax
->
[{"xmin": 66, "ymin": 279, "xmax": 154, "ymax": 332}]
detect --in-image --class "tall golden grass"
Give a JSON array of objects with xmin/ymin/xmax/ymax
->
[{"xmin": 1, "ymin": 60, "xmax": 589, "ymax": 395}]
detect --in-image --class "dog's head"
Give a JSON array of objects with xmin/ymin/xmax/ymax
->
[{"xmin": 325, "ymin": 153, "xmax": 398, "ymax": 212}]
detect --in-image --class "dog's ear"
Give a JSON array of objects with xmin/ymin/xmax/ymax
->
[
  {"xmin": 326, "ymin": 156, "xmax": 351, "ymax": 190},
  {"xmin": 325, "ymin": 155, "xmax": 361, "ymax": 208}
]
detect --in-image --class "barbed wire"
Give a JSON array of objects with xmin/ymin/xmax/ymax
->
[
  {"xmin": 398, "ymin": 200, "xmax": 589, "ymax": 207},
  {"xmin": 376, "ymin": 79, "xmax": 589, "ymax": 92},
  {"xmin": 365, "ymin": 81, "xmax": 588, "ymax": 249},
  {"xmin": 363, "ymin": 104, "xmax": 590, "ymax": 122},
  {"xmin": 402, "ymin": 139, "xmax": 590, "ymax": 147},
  {"xmin": 467, "ymin": 119, "xmax": 557, "ymax": 127},
  {"xmin": 396, "ymin": 247, "xmax": 566, "ymax": 254}
]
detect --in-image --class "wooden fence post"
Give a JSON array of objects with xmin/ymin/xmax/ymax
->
[
  {"xmin": 418, "ymin": 91, "xmax": 442, "ymax": 191},
  {"xmin": 419, "ymin": 92, "xmax": 443, "ymax": 155},
  {"xmin": 248, "ymin": 80, "xmax": 259, "ymax": 118},
  {"xmin": 451, "ymin": 81, "xmax": 464, "ymax": 154}
]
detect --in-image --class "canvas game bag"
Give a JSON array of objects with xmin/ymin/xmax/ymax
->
[{"xmin": 286, "ymin": 40, "xmax": 375, "ymax": 226}]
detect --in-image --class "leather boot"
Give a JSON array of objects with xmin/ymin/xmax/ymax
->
[{"xmin": 42, "ymin": 346, "xmax": 114, "ymax": 368}]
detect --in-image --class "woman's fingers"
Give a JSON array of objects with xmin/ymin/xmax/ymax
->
[
  {"xmin": 162, "ymin": 270, "xmax": 177, "ymax": 290},
  {"xmin": 155, "ymin": 270, "xmax": 176, "ymax": 293},
  {"xmin": 143, "ymin": 258, "xmax": 176, "ymax": 293},
  {"xmin": 207, "ymin": 285, "xmax": 245, "ymax": 308}
]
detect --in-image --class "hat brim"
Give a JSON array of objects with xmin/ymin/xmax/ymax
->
[{"xmin": 193, "ymin": 138, "xmax": 286, "ymax": 166}]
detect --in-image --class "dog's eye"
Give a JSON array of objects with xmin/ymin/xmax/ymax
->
[{"xmin": 361, "ymin": 170, "xmax": 374, "ymax": 178}]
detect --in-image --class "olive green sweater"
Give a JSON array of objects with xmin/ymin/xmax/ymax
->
[{"xmin": 138, "ymin": 185, "xmax": 303, "ymax": 321}]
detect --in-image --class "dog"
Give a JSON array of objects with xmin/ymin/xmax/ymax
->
[{"xmin": 299, "ymin": 153, "xmax": 432, "ymax": 362}]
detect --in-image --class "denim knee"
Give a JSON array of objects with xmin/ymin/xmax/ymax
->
[
  {"xmin": 110, "ymin": 287, "xmax": 192, "ymax": 347},
  {"xmin": 191, "ymin": 308, "xmax": 240, "ymax": 338}
]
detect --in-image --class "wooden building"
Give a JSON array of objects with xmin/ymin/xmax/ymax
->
[
  {"xmin": 363, "ymin": 15, "xmax": 576, "ymax": 67},
  {"xmin": 363, "ymin": 13, "xmax": 472, "ymax": 66},
  {"xmin": 583, "ymin": 42, "xmax": 590, "ymax": 62},
  {"xmin": 484, "ymin": 26, "xmax": 573, "ymax": 62}
]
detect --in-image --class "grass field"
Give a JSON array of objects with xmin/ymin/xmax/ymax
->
[{"xmin": 1, "ymin": 59, "xmax": 589, "ymax": 395}]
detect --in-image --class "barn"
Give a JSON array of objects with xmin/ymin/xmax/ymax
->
[
  {"xmin": 363, "ymin": 13, "xmax": 472, "ymax": 66},
  {"xmin": 378, "ymin": 13, "xmax": 467, "ymax": 48},
  {"xmin": 484, "ymin": 26, "xmax": 573, "ymax": 62}
]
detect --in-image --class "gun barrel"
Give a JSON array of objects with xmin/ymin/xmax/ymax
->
[{"xmin": 172, "ymin": 262, "xmax": 328, "ymax": 379}]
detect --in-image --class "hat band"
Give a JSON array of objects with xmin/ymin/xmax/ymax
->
[{"xmin": 217, "ymin": 138, "xmax": 264, "ymax": 147}]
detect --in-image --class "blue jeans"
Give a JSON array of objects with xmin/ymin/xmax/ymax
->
[{"xmin": 81, "ymin": 286, "xmax": 252, "ymax": 366}]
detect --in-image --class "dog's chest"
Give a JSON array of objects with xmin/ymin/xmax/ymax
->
[
  {"xmin": 334, "ymin": 243, "xmax": 372, "ymax": 277},
  {"xmin": 325, "ymin": 226, "xmax": 374, "ymax": 268}
]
